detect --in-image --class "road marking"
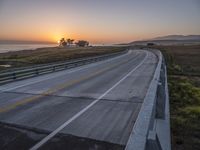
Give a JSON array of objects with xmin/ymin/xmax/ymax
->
[
  {"xmin": 0, "ymin": 53, "xmax": 140, "ymax": 113},
  {"xmin": 29, "ymin": 51, "xmax": 148, "ymax": 150},
  {"xmin": 1, "ymin": 51, "xmax": 132, "ymax": 91}
]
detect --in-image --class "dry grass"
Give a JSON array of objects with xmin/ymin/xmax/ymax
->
[
  {"xmin": 153, "ymin": 45, "xmax": 200, "ymax": 75},
  {"xmin": 0, "ymin": 46, "xmax": 127, "ymax": 70},
  {"xmin": 150, "ymin": 45, "xmax": 200, "ymax": 150}
]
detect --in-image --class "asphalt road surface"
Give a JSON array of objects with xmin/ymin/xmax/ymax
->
[{"xmin": 0, "ymin": 50, "xmax": 158, "ymax": 150}]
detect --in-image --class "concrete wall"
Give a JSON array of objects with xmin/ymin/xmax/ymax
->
[{"xmin": 125, "ymin": 49, "xmax": 171, "ymax": 150}]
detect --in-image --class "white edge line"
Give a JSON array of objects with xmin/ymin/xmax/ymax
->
[
  {"xmin": 1, "ymin": 51, "xmax": 132, "ymax": 91},
  {"xmin": 29, "ymin": 50, "xmax": 148, "ymax": 150}
]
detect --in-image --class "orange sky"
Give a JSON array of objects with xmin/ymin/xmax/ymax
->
[{"xmin": 0, "ymin": 0, "xmax": 200, "ymax": 44}]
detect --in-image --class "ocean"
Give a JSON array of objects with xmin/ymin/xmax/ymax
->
[{"xmin": 0, "ymin": 43, "xmax": 57, "ymax": 53}]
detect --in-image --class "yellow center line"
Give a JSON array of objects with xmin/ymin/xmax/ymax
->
[{"xmin": 0, "ymin": 55, "xmax": 137, "ymax": 113}]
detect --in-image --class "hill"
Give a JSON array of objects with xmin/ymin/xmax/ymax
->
[
  {"xmin": 152, "ymin": 35, "xmax": 200, "ymax": 41},
  {"xmin": 127, "ymin": 35, "xmax": 200, "ymax": 46}
]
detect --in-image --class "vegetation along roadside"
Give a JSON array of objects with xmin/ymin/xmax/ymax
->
[{"xmin": 153, "ymin": 45, "xmax": 200, "ymax": 150}]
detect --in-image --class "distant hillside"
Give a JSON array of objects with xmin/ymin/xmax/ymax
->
[
  {"xmin": 152, "ymin": 35, "xmax": 200, "ymax": 41},
  {"xmin": 127, "ymin": 35, "xmax": 200, "ymax": 46}
]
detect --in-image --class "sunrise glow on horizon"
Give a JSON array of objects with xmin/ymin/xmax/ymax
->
[{"xmin": 0, "ymin": 0, "xmax": 200, "ymax": 44}]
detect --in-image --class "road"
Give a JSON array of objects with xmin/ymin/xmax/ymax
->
[{"xmin": 0, "ymin": 50, "xmax": 158, "ymax": 150}]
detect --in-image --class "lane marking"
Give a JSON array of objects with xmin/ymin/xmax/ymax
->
[
  {"xmin": 29, "ymin": 51, "xmax": 148, "ymax": 150},
  {"xmin": 1, "ymin": 51, "xmax": 132, "ymax": 91},
  {"xmin": 0, "ymin": 52, "xmax": 141, "ymax": 113}
]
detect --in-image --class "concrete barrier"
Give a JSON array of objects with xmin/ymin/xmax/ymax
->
[{"xmin": 125, "ymin": 49, "xmax": 171, "ymax": 150}]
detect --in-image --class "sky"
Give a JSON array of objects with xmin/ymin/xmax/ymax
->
[{"xmin": 0, "ymin": 0, "xmax": 200, "ymax": 44}]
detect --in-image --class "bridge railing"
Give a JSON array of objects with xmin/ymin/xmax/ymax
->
[
  {"xmin": 125, "ymin": 49, "xmax": 171, "ymax": 150},
  {"xmin": 0, "ymin": 51, "xmax": 127, "ymax": 85}
]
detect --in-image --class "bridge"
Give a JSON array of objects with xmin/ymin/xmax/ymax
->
[{"xmin": 0, "ymin": 49, "xmax": 170, "ymax": 150}]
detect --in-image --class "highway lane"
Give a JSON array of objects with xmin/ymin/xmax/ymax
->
[{"xmin": 0, "ymin": 50, "xmax": 157, "ymax": 149}]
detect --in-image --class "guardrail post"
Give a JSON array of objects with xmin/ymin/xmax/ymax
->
[
  {"xmin": 156, "ymin": 62, "xmax": 166, "ymax": 119},
  {"xmin": 35, "ymin": 69, "xmax": 39, "ymax": 75},
  {"xmin": 53, "ymin": 66, "xmax": 56, "ymax": 72},
  {"xmin": 146, "ymin": 131, "xmax": 162, "ymax": 150},
  {"xmin": 13, "ymin": 72, "xmax": 16, "ymax": 79}
]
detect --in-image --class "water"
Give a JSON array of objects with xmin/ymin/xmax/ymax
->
[{"xmin": 0, "ymin": 43, "xmax": 57, "ymax": 53}]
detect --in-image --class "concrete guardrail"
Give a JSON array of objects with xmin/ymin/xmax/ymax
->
[{"xmin": 125, "ymin": 49, "xmax": 171, "ymax": 150}]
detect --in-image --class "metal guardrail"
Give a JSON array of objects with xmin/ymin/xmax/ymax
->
[
  {"xmin": 0, "ymin": 51, "xmax": 126, "ymax": 74},
  {"xmin": 0, "ymin": 51, "xmax": 127, "ymax": 85},
  {"xmin": 125, "ymin": 49, "xmax": 171, "ymax": 150}
]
